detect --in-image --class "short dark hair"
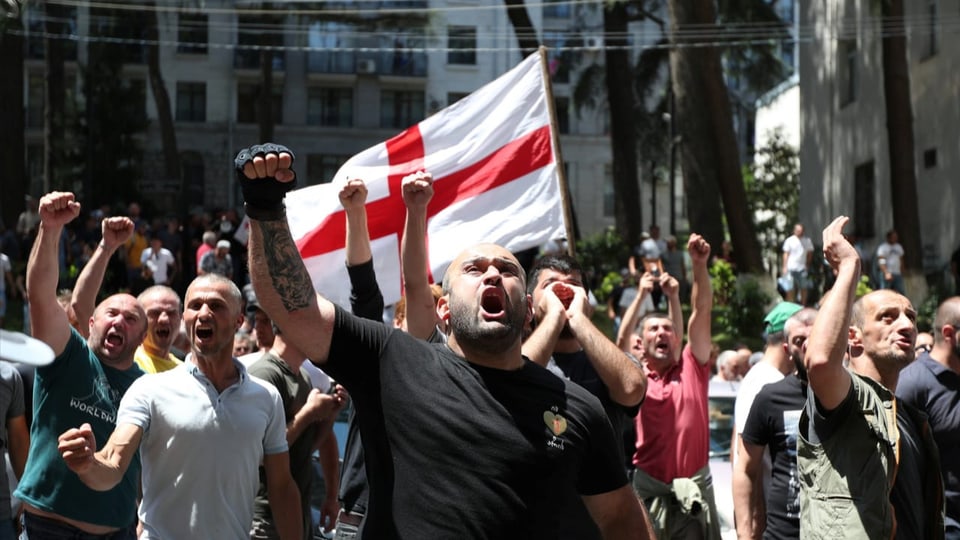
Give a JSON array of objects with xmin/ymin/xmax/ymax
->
[{"xmin": 526, "ymin": 254, "xmax": 584, "ymax": 295}]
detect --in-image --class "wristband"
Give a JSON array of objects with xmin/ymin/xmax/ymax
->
[{"xmin": 244, "ymin": 203, "xmax": 287, "ymax": 222}]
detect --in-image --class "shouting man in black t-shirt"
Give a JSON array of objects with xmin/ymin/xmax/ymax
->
[
  {"xmin": 733, "ymin": 307, "xmax": 816, "ymax": 539},
  {"xmin": 238, "ymin": 144, "xmax": 655, "ymax": 540}
]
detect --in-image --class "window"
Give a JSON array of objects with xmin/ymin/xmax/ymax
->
[
  {"xmin": 237, "ymin": 82, "xmax": 283, "ymax": 124},
  {"xmin": 178, "ymin": 13, "xmax": 208, "ymax": 54},
  {"xmin": 543, "ymin": 0, "xmax": 572, "ymax": 18},
  {"xmin": 125, "ymin": 78, "xmax": 147, "ymax": 124},
  {"xmin": 307, "ymin": 154, "xmax": 350, "ymax": 185},
  {"xmin": 176, "ymin": 82, "xmax": 206, "ymax": 122},
  {"xmin": 839, "ymin": 39, "xmax": 858, "ymax": 107},
  {"xmin": 555, "ymin": 97, "xmax": 570, "ymax": 134},
  {"xmin": 236, "ymin": 14, "xmax": 285, "ymax": 70},
  {"xmin": 447, "ymin": 93, "xmax": 469, "ymax": 107},
  {"xmin": 307, "ymin": 87, "xmax": 353, "ymax": 127},
  {"xmin": 27, "ymin": 74, "xmax": 44, "ymax": 128},
  {"xmin": 26, "ymin": 6, "xmax": 78, "ymax": 60},
  {"xmin": 924, "ymin": 0, "xmax": 938, "ymax": 58},
  {"xmin": 543, "ymin": 32, "xmax": 571, "ymax": 83},
  {"xmin": 853, "ymin": 161, "xmax": 875, "ymax": 239},
  {"xmin": 380, "ymin": 90, "xmax": 425, "ymax": 129},
  {"xmin": 447, "ymin": 26, "xmax": 476, "ymax": 65},
  {"xmin": 603, "ymin": 165, "xmax": 614, "ymax": 217},
  {"xmin": 89, "ymin": 7, "xmax": 146, "ymax": 63},
  {"xmin": 181, "ymin": 151, "xmax": 205, "ymax": 206}
]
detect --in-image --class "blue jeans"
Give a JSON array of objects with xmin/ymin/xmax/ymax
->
[
  {"xmin": 880, "ymin": 273, "xmax": 905, "ymax": 294},
  {"xmin": 20, "ymin": 513, "xmax": 136, "ymax": 540}
]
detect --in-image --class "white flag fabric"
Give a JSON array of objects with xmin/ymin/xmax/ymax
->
[{"xmin": 284, "ymin": 51, "xmax": 565, "ymax": 308}]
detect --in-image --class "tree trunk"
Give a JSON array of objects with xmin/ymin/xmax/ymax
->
[
  {"xmin": 146, "ymin": 3, "xmax": 180, "ymax": 182},
  {"xmin": 44, "ymin": 2, "xmax": 66, "ymax": 194},
  {"xmin": 258, "ymin": 49, "xmax": 274, "ymax": 142},
  {"xmin": 604, "ymin": 2, "xmax": 643, "ymax": 250},
  {"xmin": 0, "ymin": 21, "xmax": 25, "ymax": 230},
  {"xmin": 880, "ymin": 0, "xmax": 922, "ymax": 273},
  {"xmin": 503, "ymin": 0, "xmax": 540, "ymax": 58},
  {"xmin": 668, "ymin": 0, "xmax": 763, "ymax": 271}
]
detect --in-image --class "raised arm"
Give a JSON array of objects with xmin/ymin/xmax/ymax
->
[
  {"xmin": 521, "ymin": 286, "xmax": 566, "ymax": 367},
  {"xmin": 615, "ymin": 274, "xmax": 654, "ymax": 352},
  {"xmin": 341, "ymin": 179, "xmax": 372, "ymax": 267},
  {"xmin": 72, "ymin": 217, "xmax": 134, "ymax": 337},
  {"xmin": 564, "ymin": 283, "xmax": 646, "ymax": 406},
  {"xmin": 341, "ymin": 178, "xmax": 385, "ymax": 321},
  {"xmin": 27, "ymin": 192, "xmax": 81, "ymax": 355},
  {"xmin": 58, "ymin": 422, "xmax": 143, "ymax": 491},
  {"xmin": 686, "ymin": 234, "xmax": 713, "ymax": 363},
  {"xmin": 239, "ymin": 144, "xmax": 336, "ymax": 365},
  {"xmin": 661, "ymin": 272, "xmax": 684, "ymax": 362},
  {"xmin": 805, "ymin": 217, "xmax": 856, "ymax": 411},
  {"xmin": 401, "ymin": 171, "xmax": 440, "ymax": 339}
]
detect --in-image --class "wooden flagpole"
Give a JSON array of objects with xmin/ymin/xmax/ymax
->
[{"xmin": 537, "ymin": 46, "xmax": 577, "ymax": 257}]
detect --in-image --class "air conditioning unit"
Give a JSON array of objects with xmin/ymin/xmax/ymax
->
[
  {"xmin": 584, "ymin": 36, "xmax": 603, "ymax": 51},
  {"xmin": 357, "ymin": 59, "xmax": 377, "ymax": 74}
]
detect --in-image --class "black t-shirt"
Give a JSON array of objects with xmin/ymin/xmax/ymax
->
[
  {"xmin": 337, "ymin": 260, "xmax": 386, "ymax": 516},
  {"xmin": 550, "ymin": 350, "xmax": 641, "ymax": 540},
  {"xmin": 741, "ymin": 375, "xmax": 806, "ymax": 540},
  {"xmin": 325, "ymin": 306, "xmax": 627, "ymax": 540}
]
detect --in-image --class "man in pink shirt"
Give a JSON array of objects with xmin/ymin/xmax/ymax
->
[{"xmin": 628, "ymin": 233, "xmax": 720, "ymax": 539}]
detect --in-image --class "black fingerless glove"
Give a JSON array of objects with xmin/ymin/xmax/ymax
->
[{"xmin": 235, "ymin": 143, "xmax": 297, "ymax": 221}]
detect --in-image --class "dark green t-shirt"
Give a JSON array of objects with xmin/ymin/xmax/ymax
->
[
  {"xmin": 15, "ymin": 328, "xmax": 143, "ymax": 528},
  {"xmin": 249, "ymin": 353, "xmax": 317, "ymax": 540}
]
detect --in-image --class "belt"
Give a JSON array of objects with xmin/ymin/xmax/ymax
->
[{"xmin": 337, "ymin": 510, "xmax": 364, "ymax": 527}]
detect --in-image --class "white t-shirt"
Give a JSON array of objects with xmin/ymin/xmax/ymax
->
[
  {"xmin": 117, "ymin": 361, "xmax": 287, "ymax": 540},
  {"xmin": 876, "ymin": 242, "xmax": 904, "ymax": 275},
  {"xmin": 0, "ymin": 253, "xmax": 10, "ymax": 295},
  {"xmin": 140, "ymin": 247, "xmax": 176, "ymax": 284},
  {"xmin": 782, "ymin": 235, "xmax": 813, "ymax": 272}
]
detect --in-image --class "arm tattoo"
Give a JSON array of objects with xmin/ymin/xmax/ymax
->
[{"xmin": 259, "ymin": 220, "xmax": 314, "ymax": 312}]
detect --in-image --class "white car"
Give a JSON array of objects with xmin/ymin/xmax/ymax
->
[{"xmin": 708, "ymin": 379, "xmax": 740, "ymax": 540}]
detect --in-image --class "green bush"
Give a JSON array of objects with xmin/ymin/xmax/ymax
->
[
  {"xmin": 709, "ymin": 260, "xmax": 771, "ymax": 349},
  {"xmin": 576, "ymin": 227, "xmax": 631, "ymax": 302}
]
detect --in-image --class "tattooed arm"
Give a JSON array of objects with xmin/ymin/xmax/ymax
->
[{"xmin": 242, "ymin": 147, "xmax": 337, "ymax": 365}]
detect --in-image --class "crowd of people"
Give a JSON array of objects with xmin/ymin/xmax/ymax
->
[{"xmin": 0, "ymin": 142, "xmax": 956, "ymax": 540}]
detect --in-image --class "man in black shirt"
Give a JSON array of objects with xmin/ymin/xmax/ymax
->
[
  {"xmin": 734, "ymin": 307, "xmax": 816, "ymax": 539},
  {"xmin": 523, "ymin": 254, "xmax": 647, "ymax": 539},
  {"xmin": 239, "ymin": 144, "xmax": 654, "ymax": 539}
]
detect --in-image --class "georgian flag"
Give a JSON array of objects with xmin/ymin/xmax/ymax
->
[{"xmin": 284, "ymin": 50, "xmax": 565, "ymax": 308}]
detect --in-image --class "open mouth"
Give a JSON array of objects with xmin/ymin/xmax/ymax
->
[
  {"xmin": 480, "ymin": 288, "xmax": 506, "ymax": 318},
  {"xmin": 105, "ymin": 332, "xmax": 124, "ymax": 347},
  {"xmin": 155, "ymin": 327, "xmax": 171, "ymax": 340},
  {"xmin": 196, "ymin": 327, "xmax": 214, "ymax": 340}
]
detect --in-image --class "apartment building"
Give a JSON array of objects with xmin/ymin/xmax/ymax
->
[
  {"xmin": 21, "ymin": 1, "xmax": 628, "ymax": 238},
  {"xmin": 798, "ymin": 0, "xmax": 959, "ymax": 290}
]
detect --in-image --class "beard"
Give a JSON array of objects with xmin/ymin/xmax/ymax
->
[
  {"xmin": 869, "ymin": 346, "xmax": 913, "ymax": 372},
  {"xmin": 449, "ymin": 296, "xmax": 526, "ymax": 356}
]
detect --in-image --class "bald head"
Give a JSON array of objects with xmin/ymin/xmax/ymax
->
[
  {"xmin": 933, "ymin": 296, "xmax": 960, "ymax": 344},
  {"xmin": 442, "ymin": 243, "xmax": 525, "ymax": 294}
]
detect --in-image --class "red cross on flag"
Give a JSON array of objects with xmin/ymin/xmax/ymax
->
[{"xmin": 284, "ymin": 50, "xmax": 566, "ymax": 308}]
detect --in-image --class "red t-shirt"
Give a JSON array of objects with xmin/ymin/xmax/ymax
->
[
  {"xmin": 633, "ymin": 343, "xmax": 711, "ymax": 483},
  {"xmin": 196, "ymin": 243, "xmax": 213, "ymax": 273}
]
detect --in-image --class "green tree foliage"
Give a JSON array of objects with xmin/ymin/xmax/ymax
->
[
  {"xmin": 576, "ymin": 227, "xmax": 631, "ymax": 302},
  {"xmin": 745, "ymin": 128, "xmax": 799, "ymax": 270},
  {"xmin": 710, "ymin": 258, "xmax": 770, "ymax": 348}
]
